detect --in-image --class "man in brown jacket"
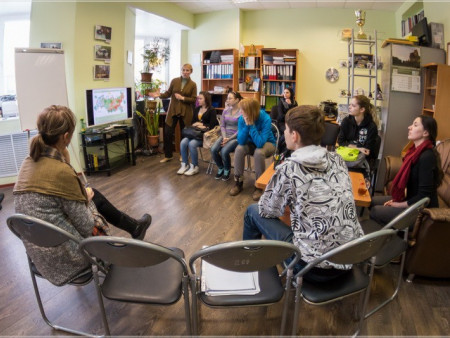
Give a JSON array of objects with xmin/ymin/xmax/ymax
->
[{"xmin": 152, "ymin": 64, "xmax": 197, "ymax": 162}]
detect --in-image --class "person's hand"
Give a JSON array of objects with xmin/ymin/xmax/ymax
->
[
  {"xmin": 221, "ymin": 137, "xmax": 229, "ymax": 146},
  {"xmin": 148, "ymin": 90, "xmax": 159, "ymax": 98},
  {"xmin": 359, "ymin": 147, "xmax": 370, "ymax": 155},
  {"xmin": 243, "ymin": 115, "xmax": 253, "ymax": 126},
  {"xmin": 174, "ymin": 93, "xmax": 184, "ymax": 101},
  {"xmin": 192, "ymin": 122, "xmax": 201, "ymax": 127},
  {"xmin": 285, "ymin": 99, "xmax": 291, "ymax": 105},
  {"xmin": 85, "ymin": 187, "xmax": 94, "ymax": 202}
]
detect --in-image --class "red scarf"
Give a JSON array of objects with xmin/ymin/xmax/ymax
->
[{"xmin": 391, "ymin": 139, "xmax": 433, "ymax": 202}]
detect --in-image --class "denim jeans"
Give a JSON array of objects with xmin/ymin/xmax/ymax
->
[
  {"xmin": 180, "ymin": 137, "xmax": 202, "ymax": 166},
  {"xmin": 210, "ymin": 137, "xmax": 238, "ymax": 171},
  {"xmin": 243, "ymin": 204, "xmax": 348, "ymax": 283}
]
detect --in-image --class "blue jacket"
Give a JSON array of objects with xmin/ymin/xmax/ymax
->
[{"xmin": 237, "ymin": 110, "xmax": 276, "ymax": 148}]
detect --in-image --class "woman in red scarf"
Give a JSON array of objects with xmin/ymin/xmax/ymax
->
[{"xmin": 370, "ymin": 115, "xmax": 443, "ymax": 225}]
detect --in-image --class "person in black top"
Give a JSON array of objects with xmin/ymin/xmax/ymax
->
[
  {"xmin": 276, "ymin": 87, "xmax": 298, "ymax": 153},
  {"xmin": 370, "ymin": 115, "xmax": 443, "ymax": 225}
]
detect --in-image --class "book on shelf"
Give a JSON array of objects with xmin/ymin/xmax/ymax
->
[
  {"xmin": 220, "ymin": 54, "xmax": 234, "ymax": 63},
  {"xmin": 203, "ymin": 64, "xmax": 234, "ymax": 79}
]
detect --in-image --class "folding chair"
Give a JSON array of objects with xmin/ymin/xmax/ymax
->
[
  {"xmin": 320, "ymin": 122, "xmax": 340, "ymax": 151},
  {"xmin": 79, "ymin": 236, "xmax": 191, "ymax": 335},
  {"xmin": 189, "ymin": 240, "xmax": 301, "ymax": 335},
  {"xmin": 6, "ymin": 214, "xmax": 99, "ymax": 336},
  {"xmin": 360, "ymin": 197, "xmax": 429, "ymax": 318},
  {"xmin": 291, "ymin": 229, "xmax": 396, "ymax": 337}
]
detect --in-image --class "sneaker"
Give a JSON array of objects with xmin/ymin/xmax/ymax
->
[
  {"xmin": 215, "ymin": 168, "xmax": 224, "ymax": 180},
  {"xmin": 184, "ymin": 164, "xmax": 199, "ymax": 176},
  {"xmin": 222, "ymin": 170, "xmax": 231, "ymax": 181},
  {"xmin": 252, "ymin": 188, "xmax": 264, "ymax": 201},
  {"xmin": 177, "ymin": 163, "xmax": 189, "ymax": 175},
  {"xmin": 160, "ymin": 156, "xmax": 173, "ymax": 163}
]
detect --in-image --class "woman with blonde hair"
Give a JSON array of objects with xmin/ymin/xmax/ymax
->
[
  {"xmin": 229, "ymin": 98, "xmax": 275, "ymax": 200},
  {"xmin": 13, "ymin": 105, "xmax": 151, "ymax": 286}
]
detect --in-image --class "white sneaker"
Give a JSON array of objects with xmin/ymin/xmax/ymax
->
[
  {"xmin": 177, "ymin": 163, "xmax": 189, "ymax": 175},
  {"xmin": 184, "ymin": 164, "xmax": 199, "ymax": 176}
]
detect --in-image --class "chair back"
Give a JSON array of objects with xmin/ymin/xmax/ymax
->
[
  {"xmin": 320, "ymin": 122, "xmax": 340, "ymax": 150},
  {"xmin": 189, "ymin": 240, "xmax": 300, "ymax": 274},
  {"xmin": 382, "ymin": 197, "xmax": 429, "ymax": 231},
  {"xmin": 7, "ymin": 213, "xmax": 79, "ymax": 247},
  {"xmin": 80, "ymin": 236, "xmax": 187, "ymax": 270},
  {"xmin": 270, "ymin": 105, "xmax": 278, "ymax": 122},
  {"xmin": 436, "ymin": 139, "xmax": 450, "ymax": 207}
]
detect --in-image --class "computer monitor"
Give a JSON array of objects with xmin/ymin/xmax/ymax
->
[
  {"xmin": 85, "ymin": 87, "xmax": 132, "ymax": 127},
  {"xmin": 412, "ymin": 18, "xmax": 431, "ymax": 47}
]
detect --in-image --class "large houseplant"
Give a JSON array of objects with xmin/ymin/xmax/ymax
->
[
  {"xmin": 136, "ymin": 79, "xmax": 165, "ymax": 98},
  {"xmin": 136, "ymin": 101, "xmax": 161, "ymax": 147},
  {"xmin": 141, "ymin": 38, "xmax": 170, "ymax": 83}
]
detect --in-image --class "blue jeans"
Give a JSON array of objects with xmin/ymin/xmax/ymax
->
[
  {"xmin": 180, "ymin": 137, "xmax": 202, "ymax": 166},
  {"xmin": 243, "ymin": 204, "xmax": 348, "ymax": 283},
  {"xmin": 210, "ymin": 137, "xmax": 238, "ymax": 171}
]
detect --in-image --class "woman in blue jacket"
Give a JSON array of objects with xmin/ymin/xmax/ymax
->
[{"xmin": 229, "ymin": 98, "xmax": 276, "ymax": 200}]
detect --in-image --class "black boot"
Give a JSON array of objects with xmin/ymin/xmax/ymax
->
[{"xmin": 118, "ymin": 213, "xmax": 152, "ymax": 240}]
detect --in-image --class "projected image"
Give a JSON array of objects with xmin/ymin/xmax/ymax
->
[{"xmin": 92, "ymin": 88, "xmax": 128, "ymax": 125}]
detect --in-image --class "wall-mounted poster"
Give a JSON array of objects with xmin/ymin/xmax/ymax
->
[
  {"xmin": 94, "ymin": 45, "xmax": 111, "ymax": 61},
  {"xmin": 391, "ymin": 44, "xmax": 421, "ymax": 94},
  {"xmin": 94, "ymin": 25, "xmax": 111, "ymax": 42},
  {"xmin": 94, "ymin": 65, "xmax": 110, "ymax": 80}
]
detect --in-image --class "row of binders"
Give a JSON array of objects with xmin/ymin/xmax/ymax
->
[
  {"xmin": 263, "ymin": 81, "xmax": 296, "ymax": 96},
  {"xmin": 263, "ymin": 54, "xmax": 296, "ymax": 65},
  {"xmin": 243, "ymin": 56, "xmax": 261, "ymax": 69},
  {"xmin": 203, "ymin": 64, "xmax": 234, "ymax": 79},
  {"xmin": 262, "ymin": 65, "xmax": 295, "ymax": 80}
]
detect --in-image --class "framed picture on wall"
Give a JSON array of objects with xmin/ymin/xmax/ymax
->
[
  {"xmin": 40, "ymin": 42, "xmax": 62, "ymax": 49},
  {"xmin": 94, "ymin": 45, "xmax": 111, "ymax": 61},
  {"xmin": 94, "ymin": 25, "xmax": 112, "ymax": 42},
  {"xmin": 94, "ymin": 65, "xmax": 110, "ymax": 80}
]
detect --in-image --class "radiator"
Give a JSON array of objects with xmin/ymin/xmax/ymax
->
[{"xmin": 0, "ymin": 130, "xmax": 38, "ymax": 177}]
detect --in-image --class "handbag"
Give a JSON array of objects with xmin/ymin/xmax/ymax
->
[
  {"xmin": 336, "ymin": 146, "xmax": 360, "ymax": 162},
  {"xmin": 203, "ymin": 125, "xmax": 221, "ymax": 149},
  {"xmin": 182, "ymin": 126, "xmax": 204, "ymax": 140}
]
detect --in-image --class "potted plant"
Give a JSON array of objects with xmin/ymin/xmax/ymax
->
[
  {"xmin": 136, "ymin": 101, "xmax": 161, "ymax": 147},
  {"xmin": 136, "ymin": 79, "xmax": 165, "ymax": 98},
  {"xmin": 141, "ymin": 38, "xmax": 170, "ymax": 83}
]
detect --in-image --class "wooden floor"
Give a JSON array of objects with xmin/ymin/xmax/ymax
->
[{"xmin": 1, "ymin": 152, "xmax": 449, "ymax": 336}]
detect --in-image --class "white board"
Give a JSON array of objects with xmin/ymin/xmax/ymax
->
[{"xmin": 14, "ymin": 48, "xmax": 69, "ymax": 131}]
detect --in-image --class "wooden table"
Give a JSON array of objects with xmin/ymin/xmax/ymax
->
[{"xmin": 256, "ymin": 163, "xmax": 371, "ymax": 207}]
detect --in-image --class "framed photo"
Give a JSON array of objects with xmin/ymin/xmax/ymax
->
[
  {"xmin": 94, "ymin": 65, "xmax": 110, "ymax": 80},
  {"xmin": 349, "ymin": 53, "xmax": 373, "ymax": 68},
  {"xmin": 94, "ymin": 25, "xmax": 112, "ymax": 42},
  {"xmin": 40, "ymin": 42, "xmax": 62, "ymax": 49},
  {"xmin": 94, "ymin": 45, "xmax": 111, "ymax": 61}
]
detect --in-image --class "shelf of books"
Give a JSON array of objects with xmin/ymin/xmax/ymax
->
[
  {"xmin": 238, "ymin": 45, "xmax": 263, "ymax": 103},
  {"xmin": 260, "ymin": 48, "xmax": 298, "ymax": 112},
  {"xmin": 202, "ymin": 48, "xmax": 238, "ymax": 112}
]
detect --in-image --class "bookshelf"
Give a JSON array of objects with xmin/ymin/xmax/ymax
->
[
  {"xmin": 202, "ymin": 48, "xmax": 238, "ymax": 112},
  {"xmin": 260, "ymin": 48, "xmax": 299, "ymax": 112},
  {"xmin": 401, "ymin": 2, "xmax": 424, "ymax": 37},
  {"xmin": 238, "ymin": 45, "xmax": 263, "ymax": 102}
]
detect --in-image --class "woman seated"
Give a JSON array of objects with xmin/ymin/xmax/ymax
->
[
  {"xmin": 337, "ymin": 95, "xmax": 379, "ymax": 170},
  {"xmin": 243, "ymin": 105, "xmax": 363, "ymax": 282},
  {"xmin": 229, "ymin": 98, "xmax": 276, "ymax": 201},
  {"xmin": 210, "ymin": 91, "xmax": 243, "ymax": 181},
  {"xmin": 370, "ymin": 115, "xmax": 443, "ymax": 225},
  {"xmin": 276, "ymin": 87, "xmax": 298, "ymax": 153},
  {"xmin": 177, "ymin": 91, "xmax": 218, "ymax": 176},
  {"xmin": 13, "ymin": 105, "xmax": 152, "ymax": 286}
]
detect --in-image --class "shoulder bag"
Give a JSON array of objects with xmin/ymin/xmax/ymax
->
[{"xmin": 203, "ymin": 125, "xmax": 221, "ymax": 149}]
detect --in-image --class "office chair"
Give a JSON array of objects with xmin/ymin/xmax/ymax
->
[
  {"xmin": 359, "ymin": 197, "xmax": 429, "ymax": 318},
  {"xmin": 291, "ymin": 229, "xmax": 397, "ymax": 337},
  {"xmin": 79, "ymin": 236, "xmax": 191, "ymax": 335},
  {"xmin": 6, "ymin": 214, "xmax": 99, "ymax": 336},
  {"xmin": 189, "ymin": 240, "xmax": 301, "ymax": 336}
]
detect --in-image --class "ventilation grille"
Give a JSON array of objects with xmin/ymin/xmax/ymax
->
[{"xmin": 0, "ymin": 130, "xmax": 38, "ymax": 177}]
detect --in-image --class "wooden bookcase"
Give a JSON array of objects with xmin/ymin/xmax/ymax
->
[
  {"xmin": 201, "ymin": 49, "xmax": 238, "ymax": 112},
  {"xmin": 260, "ymin": 48, "xmax": 299, "ymax": 112},
  {"xmin": 422, "ymin": 63, "xmax": 450, "ymax": 141},
  {"xmin": 238, "ymin": 45, "xmax": 263, "ymax": 103}
]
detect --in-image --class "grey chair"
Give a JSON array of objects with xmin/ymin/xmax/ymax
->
[
  {"xmin": 320, "ymin": 122, "xmax": 340, "ymax": 151},
  {"xmin": 6, "ymin": 214, "xmax": 98, "ymax": 336},
  {"xmin": 79, "ymin": 236, "xmax": 191, "ymax": 335},
  {"xmin": 360, "ymin": 197, "xmax": 429, "ymax": 318},
  {"xmin": 291, "ymin": 229, "xmax": 397, "ymax": 337},
  {"xmin": 189, "ymin": 240, "xmax": 301, "ymax": 335}
]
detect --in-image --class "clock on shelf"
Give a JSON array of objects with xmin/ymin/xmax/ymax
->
[{"xmin": 325, "ymin": 67, "xmax": 339, "ymax": 82}]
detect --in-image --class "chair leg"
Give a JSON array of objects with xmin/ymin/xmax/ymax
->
[
  {"xmin": 280, "ymin": 270, "xmax": 293, "ymax": 336},
  {"xmin": 355, "ymin": 262, "xmax": 376, "ymax": 337},
  {"xmin": 190, "ymin": 276, "xmax": 199, "ymax": 335},
  {"xmin": 182, "ymin": 275, "xmax": 192, "ymax": 335},
  {"xmin": 406, "ymin": 273, "xmax": 415, "ymax": 283},
  {"xmin": 291, "ymin": 276, "xmax": 303, "ymax": 336},
  {"xmin": 92, "ymin": 266, "xmax": 111, "ymax": 336},
  {"xmin": 28, "ymin": 259, "xmax": 100, "ymax": 337}
]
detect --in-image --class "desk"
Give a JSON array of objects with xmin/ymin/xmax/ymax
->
[{"xmin": 256, "ymin": 163, "xmax": 371, "ymax": 207}]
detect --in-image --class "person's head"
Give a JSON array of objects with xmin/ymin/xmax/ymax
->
[
  {"xmin": 350, "ymin": 95, "xmax": 380, "ymax": 127},
  {"xmin": 30, "ymin": 105, "xmax": 76, "ymax": 161},
  {"xmin": 408, "ymin": 115, "xmax": 438, "ymax": 145},
  {"xmin": 198, "ymin": 91, "xmax": 211, "ymax": 108},
  {"xmin": 181, "ymin": 64, "xmax": 193, "ymax": 78},
  {"xmin": 226, "ymin": 91, "xmax": 243, "ymax": 108},
  {"xmin": 239, "ymin": 98, "xmax": 260, "ymax": 124},
  {"xmin": 284, "ymin": 105, "xmax": 325, "ymax": 149},
  {"xmin": 283, "ymin": 87, "xmax": 295, "ymax": 101}
]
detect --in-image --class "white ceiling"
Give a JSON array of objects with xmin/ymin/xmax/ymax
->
[{"xmin": 0, "ymin": 1, "xmax": 31, "ymax": 16}]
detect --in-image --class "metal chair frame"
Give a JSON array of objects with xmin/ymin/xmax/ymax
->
[
  {"xmin": 189, "ymin": 239, "xmax": 301, "ymax": 336},
  {"xmin": 7, "ymin": 214, "xmax": 102, "ymax": 337},
  {"xmin": 291, "ymin": 229, "xmax": 397, "ymax": 337}
]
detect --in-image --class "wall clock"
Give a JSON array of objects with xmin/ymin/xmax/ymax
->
[{"xmin": 325, "ymin": 67, "xmax": 339, "ymax": 82}]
